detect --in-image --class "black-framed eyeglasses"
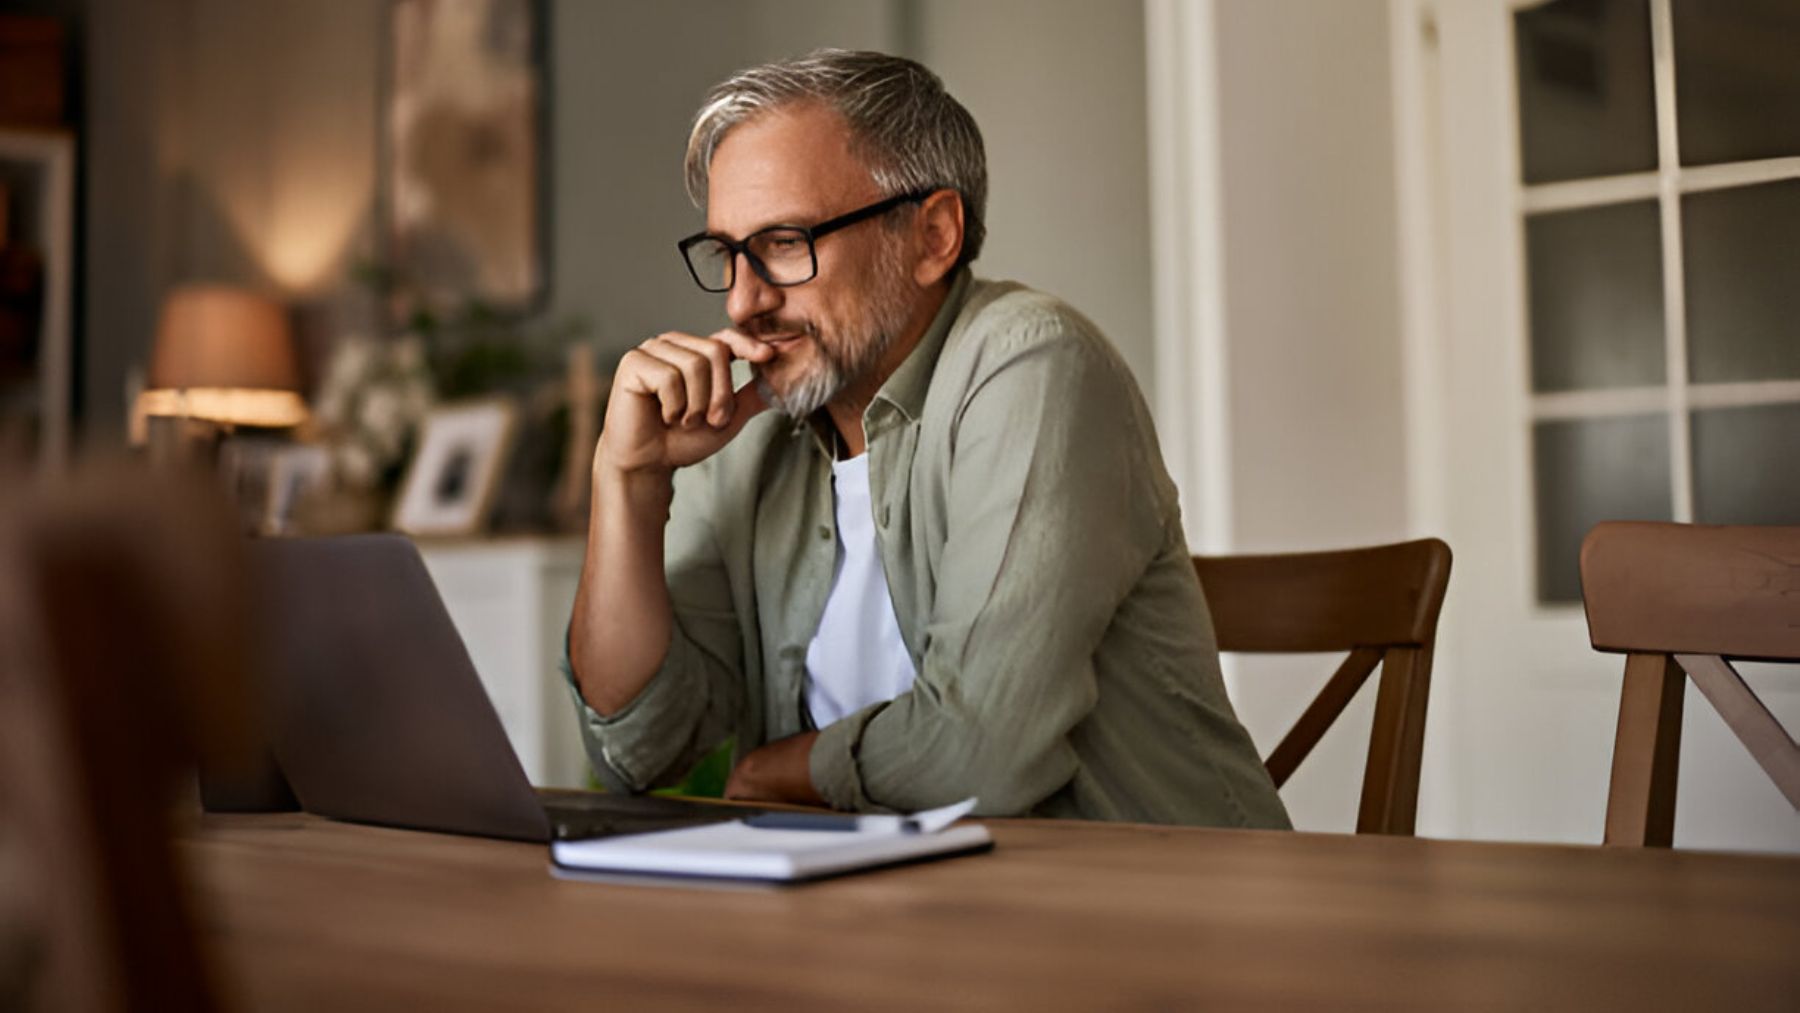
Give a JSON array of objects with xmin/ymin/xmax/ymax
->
[{"xmin": 676, "ymin": 190, "xmax": 934, "ymax": 293}]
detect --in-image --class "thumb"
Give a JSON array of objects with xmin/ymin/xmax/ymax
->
[{"xmin": 714, "ymin": 378, "xmax": 770, "ymax": 442}]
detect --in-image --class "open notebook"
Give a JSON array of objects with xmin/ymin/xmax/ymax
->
[{"xmin": 550, "ymin": 799, "xmax": 993, "ymax": 885}]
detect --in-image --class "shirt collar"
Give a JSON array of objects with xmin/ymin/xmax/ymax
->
[
  {"xmin": 788, "ymin": 267, "xmax": 975, "ymax": 456},
  {"xmin": 870, "ymin": 267, "xmax": 973, "ymax": 424}
]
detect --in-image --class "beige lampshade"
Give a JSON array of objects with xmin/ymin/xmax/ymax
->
[{"xmin": 141, "ymin": 284, "xmax": 308, "ymax": 428}]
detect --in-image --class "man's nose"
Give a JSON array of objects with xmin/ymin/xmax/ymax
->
[{"xmin": 726, "ymin": 253, "xmax": 782, "ymax": 326}]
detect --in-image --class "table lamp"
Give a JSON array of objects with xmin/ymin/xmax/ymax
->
[{"xmin": 138, "ymin": 285, "xmax": 308, "ymax": 452}]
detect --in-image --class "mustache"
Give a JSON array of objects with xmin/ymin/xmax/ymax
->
[{"xmin": 740, "ymin": 313, "xmax": 818, "ymax": 340}]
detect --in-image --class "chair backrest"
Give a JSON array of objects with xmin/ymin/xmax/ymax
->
[
  {"xmin": 1193, "ymin": 538, "xmax": 1452, "ymax": 836},
  {"xmin": 1579, "ymin": 521, "xmax": 1800, "ymax": 847},
  {"xmin": 0, "ymin": 463, "xmax": 252, "ymax": 1010}
]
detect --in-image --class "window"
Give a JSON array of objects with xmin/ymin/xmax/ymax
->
[{"xmin": 1515, "ymin": 0, "xmax": 1800, "ymax": 603}]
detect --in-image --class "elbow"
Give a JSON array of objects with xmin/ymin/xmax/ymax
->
[{"xmin": 939, "ymin": 725, "xmax": 1079, "ymax": 817}]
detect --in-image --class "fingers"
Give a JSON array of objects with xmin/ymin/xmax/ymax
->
[
  {"xmin": 618, "ymin": 345, "xmax": 689, "ymax": 427},
  {"xmin": 710, "ymin": 328, "xmax": 778, "ymax": 365},
  {"xmin": 659, "ymin": 333, "xmax": 735, "ymax": 427},
  {"xmin": 659, "ymin": 340, "xmax": 715, "ymax": 428},
  {"xmin": 622, "ymin": 331, "xmax": 768, "ymax": 431},
  {"xmin": 714, "ymin": 375, "xmax": 770, "ymax": 442}
]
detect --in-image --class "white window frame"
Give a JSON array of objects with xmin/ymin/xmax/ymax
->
[{"xmin": 1518, "ymin": 0, "xmax": 1800, "ymax": 580}]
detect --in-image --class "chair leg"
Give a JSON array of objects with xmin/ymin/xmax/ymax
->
[
  {"xmin": 1604, "ymin": 653, "xmax": 1685, "ymax": 847},
  {"xmin": 1357, "ymin": 646, "xmax": 1431, "ymax": 836}
]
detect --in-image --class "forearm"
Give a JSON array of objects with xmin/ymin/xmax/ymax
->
[
  {"xmin": 726, "ymin": 732, "xmax": 825, "ymax": 805},
  {"xmin": 811, "ymin": 688, "xmax": 1083, "ymax": 815},
  {"xmin": 568, "ymin": 461, "xmax": 677, "ymax": 716}
]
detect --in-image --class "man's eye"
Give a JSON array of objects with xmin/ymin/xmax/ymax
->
[{"xmin": 765, "ymin": 236, "xmax": 804, "ymax": 251}]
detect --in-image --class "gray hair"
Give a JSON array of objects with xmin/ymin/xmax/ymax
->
[{"xmin": 684, "ymin": 49, "xmax": 988, "ymax": 267}]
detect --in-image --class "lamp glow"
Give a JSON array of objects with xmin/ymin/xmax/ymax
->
[{"xmin": 141, "ymin": 285, "xmax": 309, "ymax": 429}]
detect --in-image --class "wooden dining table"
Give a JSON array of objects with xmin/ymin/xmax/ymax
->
[{"xmin": 180, "ymin": 811, "xmax": 1800, "ymax": 1011}]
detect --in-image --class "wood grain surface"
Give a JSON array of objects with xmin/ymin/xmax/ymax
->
[{"xmin": 179, "ymin": 813, "xmax": 1800, "ymax": 1011}]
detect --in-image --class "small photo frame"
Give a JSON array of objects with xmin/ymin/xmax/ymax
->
[
  {"xmin": 392, "ymin": 398, "xmax": 518, "ymax": 537},
  {"xmin": 265, "ymin": 444, "xmax": 332, "ymax": 535}
]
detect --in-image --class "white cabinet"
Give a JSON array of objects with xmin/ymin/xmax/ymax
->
[{"xmin": 414, "ymin": 536, "xmax": 591, "ymax": 788}]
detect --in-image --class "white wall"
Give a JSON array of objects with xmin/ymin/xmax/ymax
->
[
  {"xmin": 915, "ymin": 0, "xmax": 1155, "ymax": 389},
  {"xmin": 551, "ymin": 1, "xmax": 902, "ymax": 348},
  {"xmin": 1214, "ymin": 0, "xmax": 1408, "ymax": 555},
  {"xmin": 1151, "ymin": 0, "xmax": 1414, "ymax": 832}
]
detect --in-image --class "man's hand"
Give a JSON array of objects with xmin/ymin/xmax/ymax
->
[
  {"xmin": 595, "ymin": 329, "xmax": 775, "ymax": 478},
  {"xmin": 724, "ymin": 731, "xmax": 826, "ymax": 805},
  {"xmin": 571, "ymin": 327, "xmax": 775, "ymax": 718}
]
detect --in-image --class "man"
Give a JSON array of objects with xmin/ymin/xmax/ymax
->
[{"xmin": 564, "ymin": 49, "xmax": 1288, "ymax": 827}]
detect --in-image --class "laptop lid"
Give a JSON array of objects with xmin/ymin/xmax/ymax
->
[{"xmin": 249, "ymin": 534, "xmax": 553, "ymax": 842}]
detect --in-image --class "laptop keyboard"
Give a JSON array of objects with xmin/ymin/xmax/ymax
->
[{"xmin": 538, "ymin": 790, "xmax": 774, "ymax": 841}]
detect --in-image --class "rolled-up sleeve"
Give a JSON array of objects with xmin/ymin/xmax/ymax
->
[
  {"xmin": 810, "ymin": 318, "xmax": 1169, "ymax": 815},
  {"xmin": 563, "ymin": 463, "xmax": 745, "ymax": 792}
]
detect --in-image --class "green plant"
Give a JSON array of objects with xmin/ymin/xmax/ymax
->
[
  {"xmin": 653, "ymin": 740, "xmax": 732, "ymax": 799},
  {"xmin": 352, "ymin": 260, "xmax": 589, "ymax": 399},
  {"xmin": 584, "ymin": 740, "xmax": 733, "ymax": 798}
]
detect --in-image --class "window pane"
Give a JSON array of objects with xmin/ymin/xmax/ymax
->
[
  {"xmin": 1526, "ymin": 201, "xmax": 1666, "ymax": 392},
  {"xmin": 1534, "ymin": 415, "xmax": 1673, "ymax": 603},
  {"xmin": 1691, "ymin": 403, "xmax": 1800, "ymax": 526},
  {"xmin": 1515, "ymin": 0, "xmax": 1657, "ymax": 185},
  {"xmin": 1672, "ymin": 0, "xmax": 1800, "ymax": 166},
  {"xmin": 1683, "ymin": 179, "xmax": 1800, "ymax": 383}
]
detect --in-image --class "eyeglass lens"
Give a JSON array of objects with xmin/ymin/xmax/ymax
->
[{"xmin": 687, "ymin": 228, "xmax": 817, "ymax": 292}]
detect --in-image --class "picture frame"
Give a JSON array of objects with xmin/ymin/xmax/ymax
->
[
  {"xmin": 383, "ymin": 0, "xmax": 547, "ymax": 317},
  {"xmin": 391, "ymin": 398, "xmax": 518, "ymax": 537},
  {"xmin": 264, "ymin": 444, "xmax": 333, "ymax": 536}
]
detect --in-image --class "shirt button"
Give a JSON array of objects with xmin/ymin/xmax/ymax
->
[{"xmin": 818, "ymin": 525, "xmax": 832, "ymax": 541}]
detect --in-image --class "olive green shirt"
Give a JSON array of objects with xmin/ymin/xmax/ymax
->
[{"xmin": 564, "ymin": 270, "xmax": 1290, "ymax": 828}]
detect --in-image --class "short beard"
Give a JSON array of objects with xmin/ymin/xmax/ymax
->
[{"xmin": 754, "ymin": 235, "xmax": 915, "ymax": 421}]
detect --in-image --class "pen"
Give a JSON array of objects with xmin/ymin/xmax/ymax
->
[
  {"xmin": 742, "ymin": 812, "xmax": 920, "ymax": 833},
  {"xmin": 741, "ymin": 798, "xmax": 978, "ymax": 835}
]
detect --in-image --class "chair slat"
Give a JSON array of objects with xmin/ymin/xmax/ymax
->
[
  {"xmin": 1677, "ymin": 654, "xmax": 1800, "ymax": 810},
  {"xmin": 1580, "ymin": 522, "xmax": 1800, "ymax": 661},
  {"xmin": 1264, "ymin": 648, "xmax": 1383, "ymax": 788},
  {"xmin": 1195, "ymin": 539, "xmax": 1451, "ymax": 653}
]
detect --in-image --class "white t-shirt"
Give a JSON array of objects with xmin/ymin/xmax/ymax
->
[{"xmin": 804, "ymin": 453, "xmax": 918, "ymax": 728}]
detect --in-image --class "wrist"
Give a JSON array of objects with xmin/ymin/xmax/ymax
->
[{"xmin": 591, "ymin": 455, "xmax": 674, "ymax": 516}]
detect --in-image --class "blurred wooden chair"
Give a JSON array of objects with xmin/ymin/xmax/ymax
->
[
  {"xmin": 1579, "ymin": 521, "xmax": 1800, "ymax": 848},
  {"xmin": 0, "ymin": 462, "xmax": 253, "ymax": 1011},
  {"xmin": 1193, "ymin": 538, "xmax": 1452, "ymax": 835}
]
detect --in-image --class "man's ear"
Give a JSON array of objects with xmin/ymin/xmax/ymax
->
[{"xmin": 911, "ymin": 189, "xmax": 965, "ymax": 287}]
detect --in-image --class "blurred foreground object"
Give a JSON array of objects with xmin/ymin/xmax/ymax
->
[
  {"xmin": 0, "ymin": 128, "xmax": 74, "ymax": 473},
  {"xmin": 137, "ymin": 286, "xmax": 309, "ymax": 452},
  {"xmin": 0, "ymin": 17, "xmax": 66, "ymax": 129},
  {"xmin": 0, "ymin": 461, "xmax": 254, "ymax": 1011}
]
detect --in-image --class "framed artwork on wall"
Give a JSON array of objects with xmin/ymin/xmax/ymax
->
[{"xmin": 384, "ymin": 0, "xmax": 546, "ymax": 317}]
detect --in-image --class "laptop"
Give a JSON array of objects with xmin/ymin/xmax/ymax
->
[{"xmin": 217, "ymin": 533, "xmax": 765, "ymax": 843}]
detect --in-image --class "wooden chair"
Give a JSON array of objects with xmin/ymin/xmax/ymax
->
[
  {"xmin": 1578, "ymin": 521, "xmax": 1800, "ymax": 848},
  {"xmin": 1193, "ymin": 538, "xmax": 1452, "ymax": 835},
  {"xmin": 0, "ymin": 463, "xmax": 253, "ymax": 1011}
]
